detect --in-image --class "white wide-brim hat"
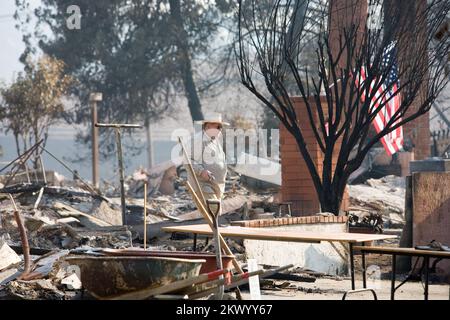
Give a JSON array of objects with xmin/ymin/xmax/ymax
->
[{"xmin": 194, "ymin": 112, "xmax": 230, "ymax": 127}]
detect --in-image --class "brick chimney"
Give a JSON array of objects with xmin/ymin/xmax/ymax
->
[
  {"xmin": 329, "ymin": 0, "xmax": 430, "ymax": 160},
  {"xmin": 280, "ymin": 96, "xmax": 349, "ymax": 216}
]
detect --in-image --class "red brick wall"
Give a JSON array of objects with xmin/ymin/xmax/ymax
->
[
  {"xmin": 280, "ymin": 96, "xmax": 349, "ymax": 216},
  {"xmin": 399, "ymin": 0, "xmax": 430, "ymax": 160},
  {"xmin": 403, "ymin": 113, "xmax": 430, "ymax": 160},
  {"xmin": 328, "ymin": 0, "xmax": 367, "ymax": 69}
]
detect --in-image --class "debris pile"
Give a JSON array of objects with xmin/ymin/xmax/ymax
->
[
  {"xmin": 0, "ymin": 145, "xmax": 408, "ymax": 300},
  {"xmin": 0, "ymin": 177, "xmax": 135, "ymax": 299},
  {"xmin": 348, "ymin": 212, "xmax": 384, "ymax": 233},
  {"xmin": 0, "ymin": 241, "xmax": 83, "ymax": 300},
  {"xmin": 348, "ymin": 175, "xmax": 406, "ymax": 229},
  {"xmin": 0, "ymin": 185, "xmax": 135, "ymax": 251}
]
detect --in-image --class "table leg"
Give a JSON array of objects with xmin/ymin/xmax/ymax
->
[
  {"xmin": 193, "ymin": 234, "xmax": 197, "ymax": 252},
  {"xmin": 391, "ymin": 254, "xmax": 396, "ymax": 300},
  {"xmin": 362, "ymin": 243, "xmax": 367, "ymax": 289},
  {"xmin": 349, "ymin": 243, "xmax": 355, "ymax": 290},
  {"xmin": 424, "ymin": 257, "xmax": 429, "ymax": 301}
]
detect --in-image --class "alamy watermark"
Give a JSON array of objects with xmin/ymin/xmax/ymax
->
[
  {"xmin": 66, "ymin": 5, "xmax": 81, "ymax": 30},
  {"xmin": 170, "ymin": 126, "xmax": 281, "ymax": 177}
]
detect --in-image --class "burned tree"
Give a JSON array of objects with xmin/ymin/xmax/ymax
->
[
  {"xmin": 237, "ymin": 0, "xmax": 450, "ymax": 214},
  {"xmin": 0, "ymin": 56, "xmax": 73, "ymax": 168}
]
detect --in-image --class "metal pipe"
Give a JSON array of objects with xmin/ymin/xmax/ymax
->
[
  {"xmin": 207, "ymin": 199, "xmax": 223, "ymax": 300},
  {"xmin": 95, "ymin": 123, "xmax": 142, "ymax": 128},
  {"xmin": 144, "ymin": 181, "xmax": 147, "ymax": 250},
  {"xmin": 90, "ymin": 94, "xmax": 101, "ymax": 188},
  {"xmin": 362, "ymin": 242, "xmax": 367, "ymax": 288},
  {"xmin": 115, "ymin": 128, "xmax": 127, "ymax": 226},
  {"xmin": 39, "ymin": 146, "xmax": 98, "ymax": 196},
  {"xmin": 39, "ymin": 155, "xmax": 47, "ymax": 184},
  {"xmin": 8, "ymin": 194, "xmax": 31, "ymax": 278},
  {"xmin": 391, "ymin": 254, "xmax": 396, "ymax": 300},
  {"xmin": 349, "ymin": 242, "xmax": 355, "ymax": 290},
  {"xmin": 424, "ymin": 257, "xmax": 429, "ymax": 300},
  {"xmin": 0, "ymin": 139, "xmax": 43, "ymax": 173}
]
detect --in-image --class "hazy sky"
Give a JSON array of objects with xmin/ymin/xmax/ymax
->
[
  {"xmin": 0, "ymin": 0, "xmax": 266, "ymax": 137},
  {"xmin": 0, "ymin": 0, "xmax": 25, "ymax": 84}
]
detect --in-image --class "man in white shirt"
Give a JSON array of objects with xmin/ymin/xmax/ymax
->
[{"xmin": 188, "ymin": 113, "xmax": 229, "ymax": 204}]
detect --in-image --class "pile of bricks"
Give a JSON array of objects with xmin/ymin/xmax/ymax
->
[{"xmin": 231, "ymin": 215, "xmax": 348, "ymax": 228}]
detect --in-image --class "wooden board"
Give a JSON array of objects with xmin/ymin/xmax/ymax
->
[
  {"xmin": 53, "ymin": 201, "xmax": 112, "ymax": 228},
  {"xmin": 162, "ymin": 224, "xmax": 397, "ymax": 244},
  {"xmin": 353, "ymin": 246, "xmax": 450, "ymax": 258}
]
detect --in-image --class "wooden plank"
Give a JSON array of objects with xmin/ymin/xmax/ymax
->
[
  {"xmin": 163, "ymin": 224, "xmax": 320, "ymax": 243},
  {"xmin": 353, "ymin": 246, "xmax": 450, "ymax": 258},
  {"xmin": 53, "ymin": 201, "xmax": 112, "ymax": 228},
  {"xmin": 184, "ymin": 182, "xmax": 244, "ymax": 274},
  {"xmin": 162, "ymin": 224, "xmax": 397, "ymax": 243}
]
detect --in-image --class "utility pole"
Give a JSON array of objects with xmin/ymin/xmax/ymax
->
[{"xmin": 90, "ymin": 92, "xmax": 102, "ymax": 188}]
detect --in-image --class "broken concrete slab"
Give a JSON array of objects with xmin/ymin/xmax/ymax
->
[
  {"xmin": 0, "ymin": 241, "xmax": 21, "ymax": 271},
  {"xmin": 242, "ymin": 222, "xmax": 349, "ymax": 276},
  {"xmin": 90, "ymin": 200, "xmax": 122, "ymax": 226},
  {"xmin": 410, "ymin": 159, "xmax": 450, "ymax": 173},
  {"xmin": 232, "ymin": 153, "xmax": 281, "ymax": 186},
  {"xmin": 177, "ymin": 195, "xmax": 248, "ymax": 221},
  {"xmin": 61, "ymin": 273, "xmax": 82, "ymax": 290}
]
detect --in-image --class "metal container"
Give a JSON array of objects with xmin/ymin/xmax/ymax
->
[
  {"xmin": 94, "ymin": 248, "xmax": 235, "ymax": 275},
  {"xmin": 65, "ymin": 255, "xmax": 205, "ymax": 299}
]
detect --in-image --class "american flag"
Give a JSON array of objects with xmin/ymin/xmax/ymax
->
[{"xmin": 356, "ymin": 41, "xmax": 403, "ymax": 155}]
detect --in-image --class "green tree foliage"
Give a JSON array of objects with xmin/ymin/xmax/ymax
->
[
  {"xmin": 14, "ymin": 0, "xmax": 236, "ymax": 162},
  {"xmin": 0, "ymin": 56, "xmax": 73, "ymax": 166},
  {"xmin": 15, "ymin": 0, "xmax": 235, "ymax": 126}
]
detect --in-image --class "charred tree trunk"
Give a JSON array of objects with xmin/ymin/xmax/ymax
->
[
  {"xmin": 238, "ymin": 0, "xmax": 450, "ymax": 217},
  {"xmin": 14, "ymin": 133, "xmax": 21, "ymax": 157},
  {"xmin": 169, "ymin": 0, "xmax": 204, "ymax": 122}
]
